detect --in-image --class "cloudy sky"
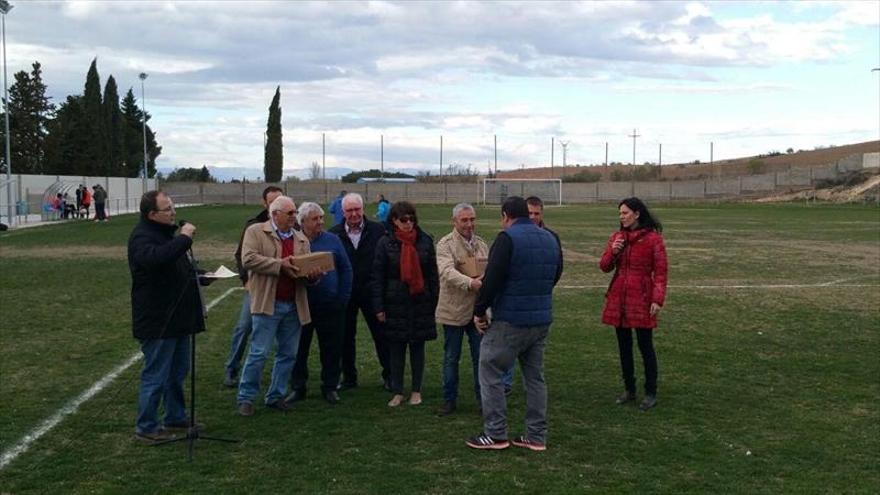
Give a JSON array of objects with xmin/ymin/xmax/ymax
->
[{"xmin": 9, "ymin": 0, "xmax": 880, "ymax": 177}]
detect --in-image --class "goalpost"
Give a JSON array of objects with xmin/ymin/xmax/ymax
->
[{"xmin": 479, "ymin": 178, "xmax": 563, "ymax": 206}]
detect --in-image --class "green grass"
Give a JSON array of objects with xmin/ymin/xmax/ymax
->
[{"xmin": 1, "ymin": 203, "xmax": 878, "ymax": 493}]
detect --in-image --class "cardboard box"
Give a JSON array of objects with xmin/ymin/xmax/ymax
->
[
  {"xmin": 459, "ymin": 255, "xmax": 489, "ymax": 278},
  {"xmin": 292, "ymin": 251, "xmax": 335, "ymax": 275}
]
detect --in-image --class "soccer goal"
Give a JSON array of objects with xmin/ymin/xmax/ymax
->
[{"xmin": 479, "ymin": 178, "xmax": 563, "ymax": 206}]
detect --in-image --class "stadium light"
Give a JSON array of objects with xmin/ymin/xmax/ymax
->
[
  {"xmin": 139, "ymin": 72, "xmax": 148, "ymax": 194},
  {"xmin": 1, "ymin": 0, "xmax": 13, "ymax": 228}
]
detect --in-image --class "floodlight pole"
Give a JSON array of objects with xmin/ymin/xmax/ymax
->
[
  {"xmin": 559, "ymin": 141, "xmax": 569, "ymax": 178},
  {"xmin": 493, "ymin": 134, "xmax": 497, "ymax": 175},
  {"xmin": 550, "ymin": 137, "xmax": 554, "ymax": 178},
  {"xmin": 322, "ymin": 132, "xmax": 326, "ymax": 181},
  {"xmin": 139, "ymin": 72, "xmax": 148, "ymax": 193},
  {"xmin": 380, "ymin": 134, "xmax": 384, "ymax": 181},
  {"xmin": 439, "ymin": 135, "xmax": 443, "ymax": 180},
  {"xmin": 1, "ymin": 0, "xmax": 13, "ymax": 227}
]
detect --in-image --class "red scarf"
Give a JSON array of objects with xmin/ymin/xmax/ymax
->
[{"xmin": 395, "ymin": 227, "xmax": 425, "ymax": 295}]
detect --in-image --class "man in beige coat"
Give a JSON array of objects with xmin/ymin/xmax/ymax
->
[
  {"xmin": 236, "ymin": 196, "xmax": 315, "ymax": 416},
  {"xmin": 435, "ymin": 203, "xmax": 489, "ymax": 416}
]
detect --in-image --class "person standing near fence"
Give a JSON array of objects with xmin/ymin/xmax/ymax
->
[
  {"xmin": 328, "ymin": 190, "xmax": 347, "ymax": 226},
  {"xmin": 81, "ymin": 186, "xmax": 92, "ymax": 219},
  {"xmin": 222, "ymin": 186, "xmax": 283, "ymax": 388},
  {"xmin": 599, "ymin": 197, "xmax": 667, "ymax": 411},
  {"xmin": 93, "ymin": 184, "xmax": 108, "ymax": 222}
]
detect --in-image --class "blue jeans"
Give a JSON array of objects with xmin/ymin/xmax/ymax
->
[
  {"xmin": 442, "ymin": 323, "xmax": 481, "ymax": 402},
  {"xmin": 479, "ymin": 321, "xmax": 550, "ymax": 443},
  {"xmin": 136, "ymin": 336, "xmax": 190, "ymax": 434},
  {"xmin": 237, "ymin": 301, "xmax": 302, "ymax": 405},
  {"xmin": 224, "ymin": 292, "xmax": 253, "ymax": 375}
]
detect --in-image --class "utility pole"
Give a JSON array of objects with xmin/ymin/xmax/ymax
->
[
  {"xmin": 628, "ymin": 128, "xmax": 640, "ymax": 166},
  {"xmin": 322, "ymin": 132, "xmax": 326, "ymax": 181},
  {"xmin": 550, "ymin": 137, "xmax": 554, "ymax": 178},
  {"xmin": 380, "ymin": 134, "xmax": 384, "ymax": 181},
  {"xmin": 658, "ymin": 143, "xmax": 662, "ymax": 179},
  {"xmin": 493, "ymin": 134, "xmax": 497, "ymax": 175},
  {"xmin": 439, "ymin": 135, "xmax": 443, "ymax": 180}
]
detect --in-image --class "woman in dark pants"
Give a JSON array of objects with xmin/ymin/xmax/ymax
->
[
  {"xmin": 371, "ymin": 201, "xmax": 439, "ymax": 407},
  {"xmin": 599, "ymin": 197, "xmax": 668, "ymax": 411}
]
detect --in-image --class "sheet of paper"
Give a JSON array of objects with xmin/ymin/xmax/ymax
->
[{"xmin": 203, "ymin": 264, "xmax": 238, "ymax": 279}]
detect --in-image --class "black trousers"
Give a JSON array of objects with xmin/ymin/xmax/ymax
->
[
  {"xmin": 291, "ymin": 304, "xmax": 345, "ymax": 393},
  {"xmin": 615, "ymin": 327, "xmax": 658, "ymax": 396},
  {"xmin": 342, "ymin": 297, "xmax": 390, "ymax": 385},
  {"xmin": 388, "ymin": 341, "xmax": 425, "ymax": 394}
]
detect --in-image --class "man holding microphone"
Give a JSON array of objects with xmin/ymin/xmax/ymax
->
[{"xmin": 128, "ymin": 190, "xmax": 204, "ymax": 443}]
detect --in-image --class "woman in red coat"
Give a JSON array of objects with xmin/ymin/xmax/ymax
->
[{"xmin": 599, "ymin": 197, "xmax": 667, "ymax": 411}]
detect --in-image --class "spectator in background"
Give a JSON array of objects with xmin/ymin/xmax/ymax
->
[
  {"xmin": 75, "ymin": 184, "xmax": 83, "ymax": 213},
  {"xmin": 599, "ymin": 197, "xmax": 667, "ymax": 411},
  {"xmin": 81, "ymin": 186, "xmax": 92, "ymax": 219},
  {"xmin": 371, "ymin": 201, "xmax": 439, "ymax": 407},
  {"xmin": 286, "ymin": 202, "xmax": 353, "ymax": 405},
  {"xmin": 328, "ymin": 190, "xmax": 347, "ymax": 226},
  {"xmin": 93, "ymin": 184, "xmax": 108, "ymax": 222},
  {"xmin": 222, "ymin": 186, "xmax": 284, "ymax": 388},
  {"xmin": 435, "ymin": 203, "xmax": 489, "ymax": 417},
  {"xmin": 376, "ymin": 194, "xmax": 390, "ymax": 223},
  {"xmin": 329, "ymin": 192, "xmax": 391, "ymax": 391}
]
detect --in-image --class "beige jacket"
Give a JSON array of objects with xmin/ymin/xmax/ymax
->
[
  {"xmin": 435, "ymin": 229, "xmax": 489, "ymax": 326},
  {"xmin": 241, "ymin": 220, "xmax": 312, "ymax": 324}
]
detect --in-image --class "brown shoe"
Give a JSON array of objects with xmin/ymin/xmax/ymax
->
[
  {"xmin": 238, "ymin": 402, "xmax": 255, "ymax": 417},
  {"xmin": 134, "ymin": 429, "xmax": 177, "ymax": 444}
]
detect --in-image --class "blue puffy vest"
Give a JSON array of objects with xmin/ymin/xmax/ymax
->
[{"xmin": 493, "ymin": 218, "xmax": 560, "ymax": 326}]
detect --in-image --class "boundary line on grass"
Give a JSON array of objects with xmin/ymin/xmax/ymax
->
[{"xmin": 0, "ymin": 286, "xmax": 242, "ymax": 471}]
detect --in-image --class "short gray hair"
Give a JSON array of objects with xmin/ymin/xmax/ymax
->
[
  {"xmin": 452, "ymin": 202, "xmax": 475, "ymax": 219},
  {"xmin": 341, "ymin": 192, "xmax": 363, "ymax": 209},
  {"xmin": 269, "ymin": 195, "xmax": 295, "ymax": 215},
  {"xmin": 297, "ymin": 201, "xmax": 324, "ymax": 224}
]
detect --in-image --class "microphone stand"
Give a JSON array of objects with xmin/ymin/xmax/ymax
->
[{"xmin": 154, "ymin": 245, "xmax": 238, "ymax": 460}]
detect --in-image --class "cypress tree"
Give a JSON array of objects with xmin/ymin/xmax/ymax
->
[
  {"xmin": 103, "ymin": 75, "xmax": 125, "ymax": 176},
  {"xmin": 81, "ymin": 58, "xmax": 105, "ymax": 176},
  {"xmin": 264, "ymin": 86, "xmax": 283, "ymax": 183}
]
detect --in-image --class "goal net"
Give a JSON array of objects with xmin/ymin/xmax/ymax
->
[{"xmin": 479, "ymin": 178, "xmax": 563, "ymax": 206}]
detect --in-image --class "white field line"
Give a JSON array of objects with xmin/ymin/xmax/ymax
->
[
  {"xmin": 557, "ymin": 276, "xmax": 879, "ymax": 290},
  {"xmin": 0, "ymin": 286, "xmax": 242, "ymax": 471}
]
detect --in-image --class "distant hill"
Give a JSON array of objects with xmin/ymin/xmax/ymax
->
[{"xmin": 496, "ymin": 140, "xmax": 880, "ymax": 181}]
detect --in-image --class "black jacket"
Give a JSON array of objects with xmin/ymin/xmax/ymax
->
[
  {"xmin": 329, "ymin": 218, "xmax": 388, "ymax": 303},
  {"xmin": 128, "ymin": 219, "xmax": 205, "ymax": 340},
  {"xmin": 234, "ymin": 208, "xmax": 270, "ymax": 285},
  {"xmin": 370, "ymin": 228, "xmax": 439, "ymax": 343}
]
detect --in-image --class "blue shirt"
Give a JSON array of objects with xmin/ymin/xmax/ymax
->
[
  {"xmin": 329, "ymin": 197, "xmax": 344, "ymax": 226},
  {"xmin": 306, "ymin": 231, "xmax": 353, "ymax": 308}
]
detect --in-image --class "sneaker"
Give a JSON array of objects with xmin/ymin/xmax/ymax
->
[
  {"xmin": 323, "ymin": 390, "xmax": 341, "ymax": 405},
  {"xmin": 223, "ymin": 370, "xmax": 238, "ymax": 388},
  {"xmin": 465, "ymin": 433, "xmax": 510, "ymax": 450},
  {"xmin": 134, "ymin": 429, "xmax": 177, "ymax": 444},
  {"xmin": 616, "ymin": 391, "xmax": 636, "ymax": 405},
  {"xmin": 639, "ymin": 395, "xmax": 657, "ymax": 411},
  {"xmin": 408, "ymin": 392, "xmax": 422, "ymax": 406},
  {"xmin": 387, "ymin": 394, "xmax": 404, "ymax": 407},
  {"xmin": 238, "ymin": 402, "xmax": 255, "ymax": 417},
  {"xmin": 511, "ymin": 435, "xmax": 547, "ymax": 452},
  {"xmin": 436, "ymin": 400, "xmax": 457, "ymax": 417}
]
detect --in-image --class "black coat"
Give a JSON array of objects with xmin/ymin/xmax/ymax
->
[
  {"xmin": 329, "ymin": 218, "xmax": 388, "ymax": 304},
  {"xmin": 370, "ymin": 228, "xmax": 439, "ymax": 343},
  {"xmin": 128, "ymin": 219, "xmax": 205, "ymax": 340}
]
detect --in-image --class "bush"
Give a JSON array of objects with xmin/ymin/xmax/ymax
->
[
  {"xmin": 566, "ymin": 170, "xmax": 601, "ymax": 183},
  {"xmin": 747, "ymin": 159, "xmax": 766, "ymax": 175}
]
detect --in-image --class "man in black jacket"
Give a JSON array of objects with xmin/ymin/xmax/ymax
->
[
  {"xmin": 329, "ymin": 192, "xmax": 391, "ymax": 390},
  {"xmin": 128, "ymin": 190, "xmax": 203, "ymax": 443},
  {"xmin": 222, "ymin": 186, "xmax": 284, "ymax": 387}
]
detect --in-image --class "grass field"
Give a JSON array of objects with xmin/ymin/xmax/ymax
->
[{"xmin": 1, "ymin": 202, "xmax": 878, "ymax": 494}]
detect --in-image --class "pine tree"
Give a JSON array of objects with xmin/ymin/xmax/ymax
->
[
  {"xmin": 264, "ymin": 86, "xmax": 283, "ymax": 183},
  {"xmin": 0, "ymin": 62, "xmax": 55, "ymax": 174},
  {"xmin": 120, "ymin": 88, "xmax": 161, "ymax": 178},
  {"xmin": 81, "ymin": 58, "xmax": 105, "ymax": 176},
  {"xmin": 103, "ymin": 75, "xmax": 125, "ymax": 176},
  {"xmin": 43, "ymin": 95, "xmax": 89, "ymax": 175}
]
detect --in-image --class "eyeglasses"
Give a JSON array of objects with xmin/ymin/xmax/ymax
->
[
  {"xmin": 398, "ymin": 215, "xmax": 415, "ymax": 224},
  {"xmin": 275, "ymin": 210, "xmax": 295, "ymax": 217}
]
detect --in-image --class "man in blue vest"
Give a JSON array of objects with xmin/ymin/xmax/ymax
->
[{"xmin": 466, "ymin": 196, "xmax": 561, "ymax": 452}]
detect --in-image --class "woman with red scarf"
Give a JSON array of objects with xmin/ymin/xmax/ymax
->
[
  {"xmin": 371, "ymin": 201, "xmax": 439, "ymax": 407},
  {"xmin": 599, "ymin": 197, "xmax": 668, "ymax": 411}
]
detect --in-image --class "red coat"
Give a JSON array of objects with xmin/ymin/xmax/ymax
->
[{"xmin": 599, "ymin": 228, "xmax": 668, "ymax": 329}]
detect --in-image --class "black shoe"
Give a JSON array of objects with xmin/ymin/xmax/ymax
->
[
  {"xmin": 285, "ymin": 389, "xmax": 307, "ymax": 403},
  {"xmin": 436, "ymin": 400, "xmax": 456, "ymax": 417},
  {"xmin": 223, "ymin": 369, "xmax": 237, "ymax": 388},
  {"xmin": 323, "ymin": 390, "xmax": 341, "ymax": 405},
  {"xmin": 339, "ymin": 381, "xmax": 358, "ymax": 391},
  {"xmin": 465, "ymin": 433, "xmax": 509, "ymax": 450},
  {"xmin": 267, "ymin": 399, "xmax": 293, "ymax": 412},
  {"xmin": 639, "ymin": 395, "xmax": 657, "ymax": 411}
]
